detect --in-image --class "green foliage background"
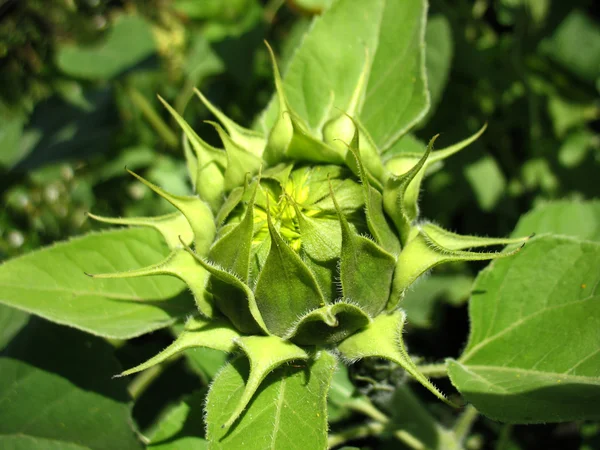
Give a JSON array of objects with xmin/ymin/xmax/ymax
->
[{"xmin": 0, "ymin": 0, "xmax": 598, "ymax": 449}]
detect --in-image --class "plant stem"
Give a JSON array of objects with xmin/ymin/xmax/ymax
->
[
  {"xmin": 453, "ymin": 405, "xmax": 479, "ymax": 442},
  {"xmin": 414, "ymin": 362, "xmax": 448, "ymax": 378},
  {"xmin": 347, "ymin": 397, "xmax": 390, "ymax": 424},
  {"xmin": 393, "ymin": 429, "xmax": 427, "ymax": 450},
  {"xmin": 127, "ymin": 86, "xmax": 178, "ymax": 149},
  {"xmin": 327, "ymin": 422, "xmax": 384, "ymax": 449}
]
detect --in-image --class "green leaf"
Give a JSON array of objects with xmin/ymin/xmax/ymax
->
[
  {"xmin": 464, "ymin": 154, "xmax": 506, "ymax": 211},
  {"xmin": 360, "ymin": 0, "xmax": 428, "ymax": 150},
  {"xmin": 56, "ymin": 16, "xmax": 156, "ymax": 80},
  {"xmin": 254, "ymin": 213, "xmax": 325, "ymax": 336},
  {"xmin": 423, "ymin": 15, "xmax": 453, "ymax": 120},
  {"xmin": 512, "ymin": 200, "xmax": 600, "ymax": 242},
  {"xmin": 0, "ymin": 228, "xmax": 191, "ymax": 339},
  {"xmin": 0, "ymin": 435, "xmax": 91, "ymax": 450},
  {"xmin": 541, "ymin": 10, "xmax": 600, "ymax": 84},
  {"xmin": 0, "ymin": 304, "xmax": 28, "ymax": 350},
  {"xmin": 0, "ymin": 319, "xmax": 142, "ymax": 449},
  {"xmin": 259, "ymin": 0, "xmax": 385, "ymax": 133},
  {"xmin": 147, "ymin": 390, "xmax": 208, "ymax": 450},
  {"xmin": 449, "ymin": 236, "xmax": 600, "ymax": 423},
  {"xmin": 337, "ymin": 310, "xmax": 453, "ymax": 406},
  {"xmin": 206, "ymin": 351, "xmax": 336, "ymax": 450}
]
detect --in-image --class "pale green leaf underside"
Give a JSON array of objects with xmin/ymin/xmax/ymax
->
[
  {"xmin": 360, "ymin": 0, "xmax": 428, "ymax": 149},
  {"xmin": 0, "ymin": 228, "xmax": 191, "ymax": 339},
  {"xmin": 450, "ymin": 236, "xmax": 600, "ymax": 423},
  {"xmin": 206, "ymin": 351, "xmax": 336, "ymax": 450}
]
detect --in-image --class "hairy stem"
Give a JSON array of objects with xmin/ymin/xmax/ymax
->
[
  {"xmin": 393, "ymin": 429, "xmax": 427, "ymax": 450},
  {"xmin": 127, "ymin": 86, "xmax": 178, "ymax": 149},
  {"xmin": 453, "ymin": 405, "xmax": 479, "ymax": 442},
  {"xmin": 347, "ymin": 397, "xmax": 390, "ymax": 424}
]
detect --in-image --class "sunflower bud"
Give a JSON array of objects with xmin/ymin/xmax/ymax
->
[{"xmin": 89, "ymin": 46, "xmax": 528, "ymax": 431}]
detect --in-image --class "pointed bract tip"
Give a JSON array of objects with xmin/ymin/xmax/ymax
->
[{"xmin": 83, "ymin": 271, "xmax": 95, "ymax": 278}]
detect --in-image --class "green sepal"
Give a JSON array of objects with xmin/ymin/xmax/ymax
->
[
  {"xmin": 346, "ymin": 144, "xmax": 401, "ymax": 255},
  {"xmin": 194, "ymin": 88, "xmax": 265, "ymax": 157},
  {"xmin": 87, "ymin": 211, "xmax": 193, "ymax": 250},
  {"xmin": 86, "ymin": 248, "xmax": 214, "ymax": 318},
  {"xmin": 293, "ymin": 204, "xmax": 342, "ymax": 262},
  {"xmin": 389, "ymin": 228, "xmax": 526, "ymax": 309},
  {"xmin": 383, "ymin": 136, "xmax": 435, "ymax": 244},
  {"xmin": 158, "ymin": 95, "xmax": 226, "ymax": 210},
  {"xmin": 254, "ymin": 207, "xmax": 326, "ymax": 336},
  {"xmin": 208, "ymin": 121, "xmax": 263, "ymax": 193},
  {"xmin": 221, "ymin": 335, "xmax": 309, "ymax": 430},
  {"xmin": 216, "ymin": 184, "xmax": 246, "ymax": 225},
  {"xmin": 331, "ymin": 181, "xmax": 397, "ymax": 317},
  {"xmin": 421, "ymin": 222, "xmax": 530, "ymax": 250},
  {"xmin": 343, "ymin": 116, "xmax": 385, "ymax": 189},
  {"xmin": 181, "ymin": 241, "xmax": 269, "ymax": 336},
  {"xmin": 208, "ymin": 181, "xmax": 258, "ymax": 282},
  {"xmin": 262, "ymin": 42, "xmax": 344, "ymax": 166},
  {"xmin": 263, "ymin": 42, "xmax": 294, "ymax": 165},
  {"xmin": 385, "ymin": 124, "xmax": 487, "ymax": 176},
  {"xmin": 337, "ymin": 310, "xmax": 455, "ymax": 407},
  {"xmin": 283, "ymin": 301, "xmax": 372, "ymax": 345},
  {"xmin": 127, "ymin": 169, "xmax": 216, "ymax": 255},
  {"xmin": 287, "ymin": 120, "xmax": 346, "ymax": 164},
  {"xmin": 117, "ymin": 316, "xmax": 240, "ymax": 377},
  {"xmin": 182, "ymin": 134, "xmax": 198, "ymax": 187},
  {"xmin": 261, "ymin": 163, "xmax": 294, "ymax": 186}
]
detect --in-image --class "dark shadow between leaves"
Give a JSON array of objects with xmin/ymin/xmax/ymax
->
[{"xmin": 1, "ymin": 317, "xmax": 130, "ymax": 402}]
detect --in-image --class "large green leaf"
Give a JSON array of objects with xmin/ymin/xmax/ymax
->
[
  {"xmin": 423, "ymin": 15, "xmax": 453, "ymax": 121},
  {"xmin": 206, "ymin": 351, "xmax": 336, "ymax": 450},
  {"xmin": 56, "ymin": 15, "xmax": 156, "ymax": 80},
  {"xmin": 512, "ymin": 200, "xmax": 600, "ymax": 242},
  {"xmin": 259, "ymin": 0, "xmax": 384, "ymax": 133},
  {"xmin": 359, "ymin": 0, "xmax": 428, "ymax": 149},
  {"xmin": 0, "ymin": 319, "xmax": 142, "ymax": 450},
  {"xmin": 449, "ymin": 236, "xmax": 600, "ymax": 423},
  {"xmin": 0, "ymin": 228, "xmax": 191, "ymax": 339},
  {"xmin": 0, "ymin": 435, "xmax": 91, "ymax": 450}
]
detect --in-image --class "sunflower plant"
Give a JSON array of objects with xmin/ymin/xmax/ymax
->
[{"xmin": 1, "ymin": 1, "xmax": 599, "ymax": 449}]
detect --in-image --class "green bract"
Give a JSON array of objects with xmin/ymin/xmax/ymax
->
[{"xmin": 87, "ymin": 46, "xmax": 528, "ymax": 445}]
